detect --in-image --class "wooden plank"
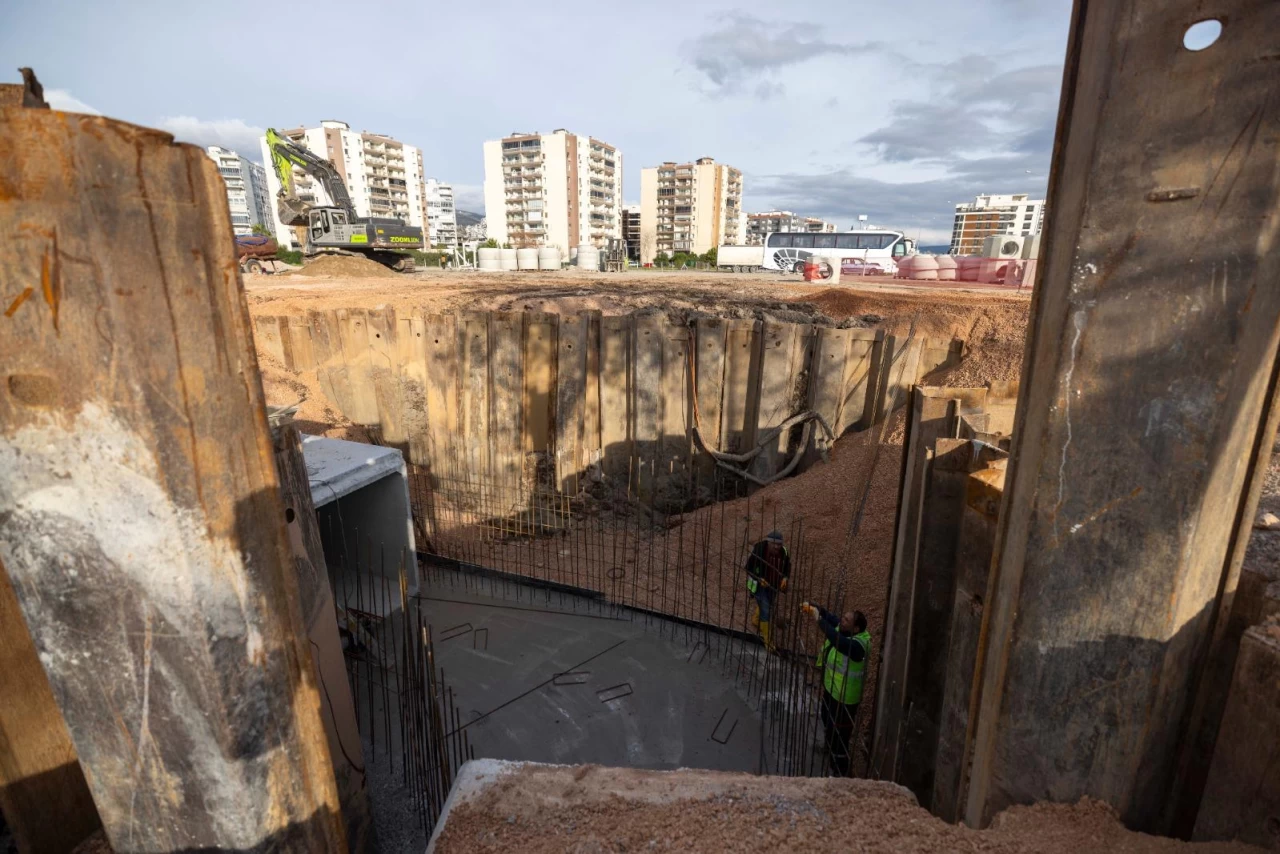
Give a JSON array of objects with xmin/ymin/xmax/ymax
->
[
  {"xmin": 423, "ymin": 313, "xmax": 458, "ymax": 475},
  {"xmin": 367, "ymin": 307, "xmax": 405, "ymax": 449},
  {"xmin": 0, "ymin": 563, "xmax": 101, "ymax": 853},
  {"xmin": 964, "ymin": 0, "xmax": 1280, "ymax": 832},
  {"xmin": 254, "ymin": 314, "xmax": 287, "ymax": 365},
  {"xmin": 631, "ymin": 313, "xmax": 664, "ymax": 499},
  {"xmin": 309, "ymin": 309, "xmax": 348, "ymax": 418},
  {"xmin": 842, "ymin": 330, "xmax": 881, "ymax": 433},
  {"xmin": 870, "ymin": 389, "xmax": 958, "ymax": 783},
  {"xmin": 752, "ymin": 321, "xmax": 799, "ymax": 479},
  {"xmin": 287, "ymin": 315, "xmax": 316, "ymax": 372},
  {"xmin": 583, "ymin": 311, "xmax": 602, "ymax": 470},
  {"xmin": 599, "ymin": 315, "xmax": 631, "ymax": 480},
  {"xmin": 659, "ymin": 322, "xmax": 692, "ymax": 489},
  {"xmin": 693, "ymin": 317, "xmax": 728, "ymax": 477},
  {"xmin": 556, "ymin": 313, "xmax": 588, "ymax": 494},
  {"xmin": 458, "ymin": 311, "xmax": 490, "ymax": 482},
  {"xmin": 398, "ymin": 311, "xmax": 431, "ymax": 466},
  {"xmin": 522, "ymin": 312, "xmax": 556, "ymax": 454},
  {"xmin": 0, "ymin": 109, "xmax": 344, "ymax": 850},
  {"xmin": 274, "ymin": 425, "xmax": 370, "ymax": 852},
  {"xmin": 337, "ymin": 307, "xmax": 379, "ymax": 426},
  {"xmin": 933, "ymin": 461, "xmax": 1006, "ymax": 824},
  {"xmin": 489, "ymin": 311, "xmax": 524, "ymax": 499},
  {"xmin": 720, "ymin": 319, "xmax": 761, "ymax": 455}
]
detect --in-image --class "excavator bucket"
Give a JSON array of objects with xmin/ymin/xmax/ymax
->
[{"xmin": 276, "ymin": 193, "xmax": 309, "ymax": 227}]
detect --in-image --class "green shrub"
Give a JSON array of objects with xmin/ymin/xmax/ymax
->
[{"xmin": 275, "ymin": 247, "xmax": 303, "ymax": 265}]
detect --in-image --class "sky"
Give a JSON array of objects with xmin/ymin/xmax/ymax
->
[{"xmin": 4, "ymin": 0, "xmax": 1073, "ymax": 244}]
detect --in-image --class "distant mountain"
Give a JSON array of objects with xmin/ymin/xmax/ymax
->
[
  {"xmin": 917, "ymin": 244, "xmax": 952, "ymax": 255},
  {"xmin": 455, "ymin": 209, "xmax": 483, "ymax": 227}
]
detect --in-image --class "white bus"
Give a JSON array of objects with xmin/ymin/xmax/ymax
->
[{"xmin": 762, "ymin": 230, "xmax": 915, "ymax": 274}]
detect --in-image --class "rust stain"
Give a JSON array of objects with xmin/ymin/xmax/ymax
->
[
  {"xmin": 41, "ymin": 228, "xmax": 62, "ymax": 332},
  {"xmin": 4, "ymin": 285, "xmax": 32, "ymax": 318}
]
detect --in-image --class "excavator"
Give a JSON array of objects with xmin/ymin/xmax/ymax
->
[{"xmin": 264, "ymin": 128, "xmax": 422, "ymax": 272}]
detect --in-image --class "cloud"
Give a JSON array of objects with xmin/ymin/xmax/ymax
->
[
  {"xmin": 44, "ymin": 89, "xmax": 101, "ymax": 115},
  {"xmin": 156, "ymin": 116, "xmax": 265, "ymax": 158},
  {"xmin": 449, "ymin": 182, "xmax": 483, "ymax": 213},
  {"xmin": 683, "ymin": 14, "xmax": 886, "ymax": 92}
]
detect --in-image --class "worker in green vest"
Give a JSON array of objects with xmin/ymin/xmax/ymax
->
[
  {"xmin": 802, "ymin": 602, "xmax": 869, "ymax": 777},
  {"xmin": 744, "ymin": 531, "xmax": 790, "ymax": 650}
]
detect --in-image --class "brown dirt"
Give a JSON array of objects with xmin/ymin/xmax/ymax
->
[
  {"xmin": 256, "ymin": 353, "xmax": 370, "ymax": 443},
  {"xmin": 432, "ymin": 762, "xmax": 1261, "ymax": 853},
  {"xmin": 293, "ymin": 253, "xmax": 399, "ymax": 278}
]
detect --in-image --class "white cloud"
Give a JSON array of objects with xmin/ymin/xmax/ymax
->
[
  {"xmin": 450, "ymin": 182, "xmax": 483, "ymax": 214},
  {"xmin": 44, "ymin": 89, "xmax": 101, "ymax": 115},
  {"xmin": 156, "ymin": 116, "xmax": 265, "ymax": 158}
]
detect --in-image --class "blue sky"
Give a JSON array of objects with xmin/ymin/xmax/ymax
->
[{"xmin": 3, "ymin": 0, "xmax": 1072, "ymax": 243}]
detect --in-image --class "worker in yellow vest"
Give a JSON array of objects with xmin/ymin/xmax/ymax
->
[
  {"xmin": 744, "ymin": 531, "xmax": 790, "ymax": 650},
  {"xmin": 802, "ymin": 602, "xmax": 869, "ymax": 777}
]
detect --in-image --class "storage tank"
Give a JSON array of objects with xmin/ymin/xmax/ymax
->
[
  {"xmin": 499, "ymin": 248, "xmax": 518, "ymax": 271},
  {"xmin": 956, "ymin": 255, "xmax": 980, "ymax": 281},
  {"xmin": 934, "ymin": 254, "xmax": 958, "ymax": 281},
  {"xmin": 537, "ymin": 247, "xmax": 562, "ymax": 270},
  {"xmin": 477, "ymin": 247, "xmax": 501, "ymax": 272},
  {"xmin": 516, "ymin": 248, "xmax": 540, "ymax": 271},
  {"xmin": 911, "ymin": 255, "xmax": 940, "ymax": 281},
  {"xmin": 576, "ymin": 244, "xmax": 600, "ymax": 270},
  {"xmin": 895, "ymin": 255, "xmax": 916, "ymax": 279}
]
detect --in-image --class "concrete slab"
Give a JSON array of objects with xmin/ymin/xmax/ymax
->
[{"xmin": 418, "ymin": 581, "xmax": 769, "ymax": 775}]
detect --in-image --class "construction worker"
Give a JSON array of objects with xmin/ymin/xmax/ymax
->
[
  {"xmin": 801, "ymin": 603, "xmax": 869, "ymax": 777},
  {"xmin": 744, "ymin": 531, "xmax": 790, "ymax": 649}
]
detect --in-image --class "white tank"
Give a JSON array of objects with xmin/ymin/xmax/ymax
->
[
  {"xmin": 537, "ymin": 247, "xmax": 562, "ymax": 270},
  {"xmin": 477, "ymin": 247, "xmax": 501, "ymax": 271},
  {"xmin": 516, "ymin": 248, "xmax": 540, "ymax": 271},
  {"xmin": 934, "ymin": 254, "xmax": 958, "ymax": 281},
  {"xmin": 576, "ymin": 245, "xmax": 600, "ymax": 270},
  {"xmin": 499, "ymin": 248, "xmax": 518, "ymax": 271},
  {"xmin": 911, "ymin": 255, "xmax": 940, "ymax": 281}
]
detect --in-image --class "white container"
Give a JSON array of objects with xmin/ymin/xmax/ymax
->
[
  {"xmin": 576, "ymin": 246, "xmax": 600, "ymax": 270},
  {"xmin": 477, "ymin": 247, "xmax": 501, "ymax": 271},
  {"xmin": 934, "ymin": 254, "xmax": 958, "ymax": 281},
  {"xmin": 537, "ymin": 247, "xmax": 562, "ymax": 270},
  {"xmin": 911, "ymin": 255, "xmax": 940, "ymax": 281},
  {"xmin": 499, "ymin": 248, "xmax": 518, "ymax": 271},
  {"xmin": 516, "ymin": 248, "xmax": 540, "ymax": 271}
]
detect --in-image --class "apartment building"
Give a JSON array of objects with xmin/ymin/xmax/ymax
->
[
  {"xmin": 424, "ymin": 178, "xmax": 458, "ymax": 247},
  {"xmin": 621, "ymin": 205, "xmax": 641, "ymax": 261},
  {"xmin": 482, "ymin": 129, "xmax": 623, "ymax": 252},
  {"xmin": 206, "ymin": 146, "xmax": 272, "ymax": 236},
  {"xmin": 949, "ymin": 193, "xmax": 1045, "ymax": 255},
  {"xmin": 639, "ymin": 158, "xmax": 743, "ymax": 263},
  {"xmin": 259, "ymin": 119, "xmax": 426, "ymax": 248},
  {"xmin": 744, "ymin": 211, "xmax": 836, "ymax": 245}
]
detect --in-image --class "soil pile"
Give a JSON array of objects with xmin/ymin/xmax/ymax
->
[
  {"xmin": 294, "ymin": 254, "xmax": 398, "ymax": 278},
  {"xmin": 433, "ymin": 762, "xmax": 1260, "ymax": 854}
]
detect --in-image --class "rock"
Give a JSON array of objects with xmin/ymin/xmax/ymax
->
[{"xmin": 1255, "ymin": 512, "xmax": 1280, "ymax": 530}]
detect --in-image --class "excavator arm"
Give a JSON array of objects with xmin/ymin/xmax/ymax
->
[{"xmin": 265, "ymin": 128, "xmax": 358, "ymax": 226}]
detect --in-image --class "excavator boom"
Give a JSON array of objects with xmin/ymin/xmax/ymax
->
[{"xmin": 265, "ymin": 128, "xmax": 358, "ymax": 226}]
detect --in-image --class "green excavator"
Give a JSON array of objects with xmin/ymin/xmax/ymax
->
[{"xmin": 264, "ymin": 128, "xmax": 422, "ymax": 273}]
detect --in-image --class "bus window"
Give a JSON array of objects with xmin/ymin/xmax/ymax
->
[
  {"xmin": 770, "ymin": 234, "xmax": 793, "ymax": 248},
  {"xmin": 793, "ymin": 234, "xmax": 815, "ymax": 249},
  {"xmin": 892, "ymin": 239, "xmax": 906, "ymax": 257},
  {"xmin": 836, "ymin": 234, "xmax": 858, "ymax": 250},
  {"xmin": 814, "ymin": 234, "xmax": 836, "ymax": 249}
]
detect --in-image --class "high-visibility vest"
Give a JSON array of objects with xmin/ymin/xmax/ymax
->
[
  {"xmin": 817, "ymin": 630, "xmax": 870, "ymax": 705},
  {"xmin": 746, "ymin": 546, "xmax": 789, "ymax": 593}
]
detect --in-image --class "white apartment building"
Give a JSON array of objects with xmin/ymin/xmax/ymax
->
[
  {"xmin": 482, "ymin": 129, "xmax": 623, "ymax": 253},
  {"xmin": 424, "ymin": 178, "xmax": 458, "ymax": 247},
  {"xmin": 639, "ymin": 157, "xmax": 744, "ymax": 263},
  {"xmin": 206, "ymin": 146, "xmax": 272, "ymax": 236},
  {"xmin": 259, "ymin": 119, "xmax": 426, "ymax": 249},
  {"xmin": 950, "ymin": 193, "xmax": 1046, "ymax": 255},
  {"xmin": 745, "ymin": 211, "xmax": 835, "ymax": 245}
]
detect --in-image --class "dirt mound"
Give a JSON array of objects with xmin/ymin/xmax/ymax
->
[{"xmin": 294, "ymin": 253, "xmax": 398, "ymax": 279}]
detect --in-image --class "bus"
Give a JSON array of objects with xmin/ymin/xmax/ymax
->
[{"xmin": 762, "ymin": 230, "xmax": 915, "ymax": 274}]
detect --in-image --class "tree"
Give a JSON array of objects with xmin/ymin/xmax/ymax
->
[
  {"xmin": 481, "ymin": 238, "xmax": 499, "ymax": 249},
  {"xmin": 700, "ymin": 247, "xmax": 718, "ymax": 267},
  {"xmin": 654, "ymin": 252, "xmax": 671, "ymax": 267},
  {"xmin": 251, "ymin": 223, "xmax": 272, "ymax": 237}
]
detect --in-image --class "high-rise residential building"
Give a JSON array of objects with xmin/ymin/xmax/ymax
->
[
  {"xmin": 259, "ymin": 120, "xmax": 426, "ymax": 249},
  {"xmin": 424, "ymin": 178, "xmax": 458, "ymax": 247},
  {"xmin": 482, "ymin": 129, "xmax": 622, "ymax": 252},
  {"xmin": 639, "ymin": 158, "xmax": 743, "ymax": 263},
  {"xmin": 950, "ymin": 193, "xmax": 1045, "ymax": 255},
  {"xmin": 206, "ymin": 146, "xmax": 272, "ymax": 236},
  {"xmin": 621, "ymin": 205, "xmax": 641, "ymax": 261},
  {"xmin": 745, "ymin": 211, "xmax": 836, "ymax": 245}
]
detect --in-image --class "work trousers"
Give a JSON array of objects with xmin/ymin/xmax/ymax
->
[{"xmin": 820, "ymin": 690, "xmax": 859, "ymax": 777}]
